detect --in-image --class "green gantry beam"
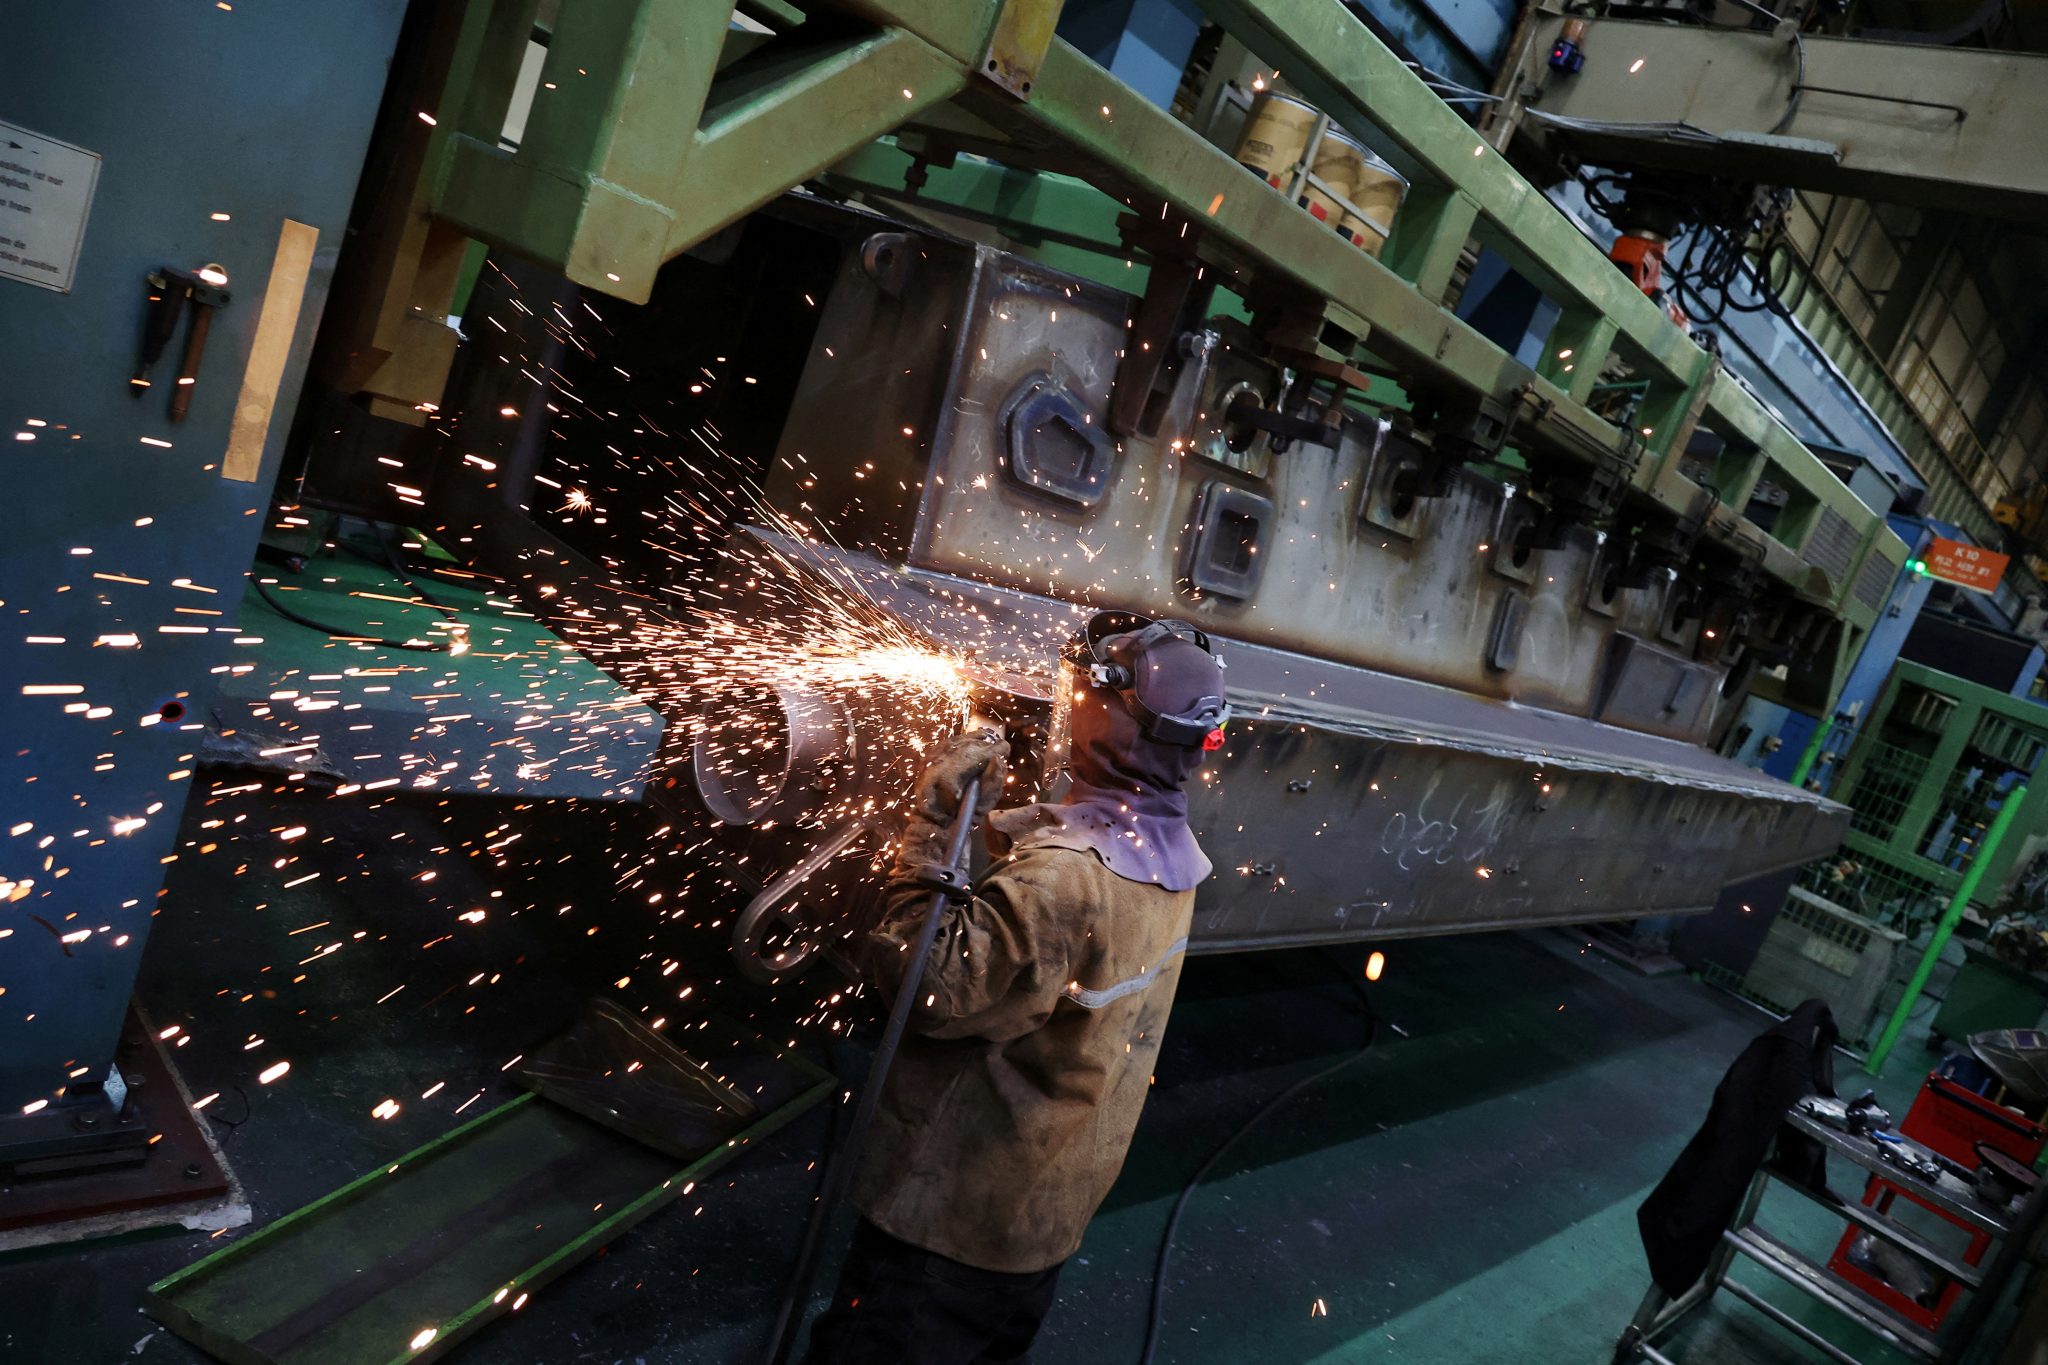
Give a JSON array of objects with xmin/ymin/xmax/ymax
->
[
  {"xmin": 422, "ymin": 0, "xmax": 1907, "ymax": 647},
  {"xmin": 1508, "ymin": 15, "xmax": 2048, "ymax": 226}
]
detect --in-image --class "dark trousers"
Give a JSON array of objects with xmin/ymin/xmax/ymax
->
[{"xmin": 801, "ymin": 1219, "xmax": 1064, "ymax": 1365}]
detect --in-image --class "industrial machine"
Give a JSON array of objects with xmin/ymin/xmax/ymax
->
[
  {"xmin": 1, "ymin": 0, "xmax": 416, "ymax": 1223},
  {"xmin": 4, "ymin": 0, "xmax": 1913, "ymax": 1199},
  {"xmin": 308, "ymin": 0, "xmax": 1912, "ymax": 981}
]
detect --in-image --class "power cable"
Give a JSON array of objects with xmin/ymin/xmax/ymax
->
[
  {"xmin": 1138, "ymin": 952, "xmax": 1382, "ymax": 1365},
  {"xmin": 762, "ymin": 776, "xmax": 985, "ymax": 1365},
  {"xmin": 250, "ymin": 523, "xmax": 465, "ymax": 652},
  {"xmin": 330, "ymin": 519, "xmax": 472, "ymax": 613},
  {"xmin": 369, "ymin": 521, "xmax": 471, "ymax": 614},
  {"xmin": 251, "ymin": 576, "xmax": 452, "ymax": 652}
]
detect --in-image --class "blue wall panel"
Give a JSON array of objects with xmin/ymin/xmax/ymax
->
[
  {"xmin": 1060, "ymin": 0, "xmax": 1208, "ymax": 110},
  {"xmin": 0, "ymin": 1, "xmax": 407, "ymax": 1113}
]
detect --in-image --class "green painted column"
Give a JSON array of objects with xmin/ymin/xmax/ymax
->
[
  {"xmin": 1864, "ymin": 782, "xmax": 2028, "ymax": 1075},
  {"xmin": 1788, "ymin": 715, "xmax": 1834, "ymax": 789},
  {"xmin": 1895, "ymin": 697, "xmax": 1983, "ymax": 857}
]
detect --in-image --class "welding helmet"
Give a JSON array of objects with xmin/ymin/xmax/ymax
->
[{"xmin": 1044, "ymin": 610, "xmax": 1230, "ymax": 792}]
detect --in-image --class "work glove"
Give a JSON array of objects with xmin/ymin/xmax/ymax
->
[
  {"xmin": 908, "ymin": 727, "xmax": 1010, "ymax": 827},
  {"xmin": 883, "ymin": 727, "xmax": 1009, "ymax": 912}
]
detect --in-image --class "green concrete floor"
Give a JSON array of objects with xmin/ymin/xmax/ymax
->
[
  {"xmin": 0, "ymin": 781, "xmax": 2027, "ymax": 1365},
  {"xmin": 218, "ymin": 541, "xmax": 662, "ymax": 800}
]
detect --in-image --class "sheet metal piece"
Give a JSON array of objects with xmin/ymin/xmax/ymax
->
[
  {"xmin": 144, "ymin": 1013, "xmax": 829, "ymax": 1365},
  {"xmin": 741, "ymin": 528, "xmax": 1848, "ymax": 950},
  {"xmin": 515, "ymin": 999, "xmax": 758, "ymax": 1158}
]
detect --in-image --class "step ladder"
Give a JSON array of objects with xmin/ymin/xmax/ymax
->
[{"xmin": 1616, "ymin": 1108, "xmax": 2048, "ymax": 1364}]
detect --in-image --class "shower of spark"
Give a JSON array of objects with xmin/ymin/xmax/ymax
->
[{"xmin": 3, "ymin": 246, "xmax": 1041, "ymax": 1268}]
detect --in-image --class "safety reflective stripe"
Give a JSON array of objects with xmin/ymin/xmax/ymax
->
[{"xmin": 1061, "ymin": 936, "xmax": 1188, "ymax": 1010}]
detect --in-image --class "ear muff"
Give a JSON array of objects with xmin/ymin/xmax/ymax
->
[{"xmin": 1073, "ymin": 612, "xmax": 1231, "ymax": 748}]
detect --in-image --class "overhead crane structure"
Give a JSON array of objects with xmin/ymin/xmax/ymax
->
[
  {"xmin": 1483, "ymin": 5, "xmax": 2048, "ymax": 568},
  {"xmin": 374, "ymin": 0, "xmax": 1903, "ymax": 691},
  {"xmin": 1488, "ymin": 12, "xmax": 2048, "ymax": 230}
]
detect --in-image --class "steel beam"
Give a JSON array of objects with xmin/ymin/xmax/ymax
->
[
  {"xmin": 1508, "ymin": 15, "xmax": 2048, "ymax": 224},
  {"xmin": 421, "ymin": 0, "xmax": 1906, "ymax": 646}
]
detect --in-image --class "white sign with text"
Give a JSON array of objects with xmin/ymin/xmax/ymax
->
[{"xmin": 0, "ymin": 120, "xmax": 102, "ymax": 293}]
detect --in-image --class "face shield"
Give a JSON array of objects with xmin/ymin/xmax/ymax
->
[
  {"xmin": 1042, "ymin": 612, "xmax": 1229, "ymax": 798},
  {"xmin": 1040, "ymin": 632, "xmax": 1093, "ymax": 802}
]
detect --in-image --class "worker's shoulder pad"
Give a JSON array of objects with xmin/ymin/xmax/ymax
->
[{"xmin": 982, "ymin": 840, "xmax": 1103, "ymax": 894}]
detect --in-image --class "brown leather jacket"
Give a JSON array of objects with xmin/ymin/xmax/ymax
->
[{"xmin": 850, "ymin": 782, "xmax": 1194, "ymax": 1273}]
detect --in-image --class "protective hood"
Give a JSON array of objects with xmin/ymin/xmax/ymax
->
[{"xmin": 994, "ymin": 622, "xmax": 1221, "ymax": 891}]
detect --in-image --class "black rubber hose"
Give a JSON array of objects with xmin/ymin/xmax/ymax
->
[
  {"xmin": 762, "ymin": 775, "xmax": 985, "ymax": 1365},
  {"xmin": 250, "ymin": 575, "xmax": 449, "ymax": 652},
  {"xmin": 1139, "ymin": 954, "xmax": 1380, "ymax": 1365},
  {"xmin": 370, "ymin": 521, "xmax": 469, "ymax": 613}
]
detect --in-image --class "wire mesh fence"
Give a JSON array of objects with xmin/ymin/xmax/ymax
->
[
  {"xmin": 1843, "ymin": 740, "xmax": 1933, "ymax": 841},
  {"xmin": 1795, "ymin": 849, "xmax": 1945, "ymax": 937}
]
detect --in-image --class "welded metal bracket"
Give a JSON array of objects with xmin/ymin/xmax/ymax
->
[{"xmin": 979, "ymin": 0, "xmax": 1066, "ymax": 99}]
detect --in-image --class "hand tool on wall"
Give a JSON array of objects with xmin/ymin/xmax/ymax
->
[
  {"xmin": 130, "ymin": 270, "xmax": 185, "ymax": 393},
  {"xmin": 133, "ymin": 264, "xmax": 231, "ymax": 419},
  {"xmin": 169, "ymin": 264, "xmax": 231, "ymax": 422}
]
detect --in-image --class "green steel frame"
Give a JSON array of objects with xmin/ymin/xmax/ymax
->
[
  {"xmin": 1823, "ymin": 660, "xmax": 2048, "ymax": 916},
  {"xmin": 412, "ymin": 0, "xmax": 1906, "ymax": 689},
  {"xmin": 144, "ymin": 1047, "xmax": 833, "ymax": 1365}
]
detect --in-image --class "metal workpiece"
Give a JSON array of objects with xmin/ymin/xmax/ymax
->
[
  {"xmin": 766, "ymin": 229, "xmax": 1808, "ymax": 736},
  {"xmin": 412, "ymin": 0, "xmax": 1902, "ymax": 634},
  {"xmin": 728, "ymin": 528, "xmax": 1847, "ymax": 954},
  {"xmin": 1496, "ymin": 14, "xmax": 2048, "ymax": 226},
  {"xmin": 689, "ymin": 684, "xmax": 856, "ymax": 827},
  {"xmin": 1184, "ymin": 711, "xmax": 1839, "ymax": 952}
]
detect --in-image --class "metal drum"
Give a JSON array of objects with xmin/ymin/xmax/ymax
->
[
  {"xmin": 1234, "ymin": 91, "xmax": 1319, "ymax": 188},
  {"xmin": 1339, "ymin": 147, "xmax": 1408, "ymax": 258},
  {"xmin": 1301, "ymin": 123, "xmax": 1369, "ymax": 230}
]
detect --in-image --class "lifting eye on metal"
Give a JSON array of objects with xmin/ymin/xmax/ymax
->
[
  {"xmin": 1597, "ymin": 559, "xmax": 1626, "ymax": 608},
  {"xmin": 1221, "ymin": 390, "xmax": 1340, "ymax": 450},
  {"xmin": 1186, "ymin": 480, "xmax": 1274, "ymax": 601},
  {"xmin": 1217, "ymin": 380, "xmax": 1265, "ymax": 455},
  {"xmin": 859, "ymin": 231, "xmax": 916, "ymax": 297},
  {"xmin": 1490, "ymin": 497, "xmax": 1544, "ymax": 585},
  {"xmin": 1661, "ymin": 583, "xmax": 1703, "ymax": 645},
  {"xmin": 998, "ymin": 372, "xmax": 1117, "ymax": 509},
  {"xmin": 1387, "ymin": 462, "xmax": 1426, "ymax": 521}
]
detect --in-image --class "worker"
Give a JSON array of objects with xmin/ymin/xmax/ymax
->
[{"xmin": 803, "ymin": 612, "xmax": 1231, "ymax": 1365}]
